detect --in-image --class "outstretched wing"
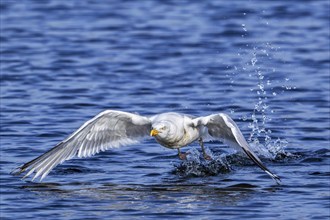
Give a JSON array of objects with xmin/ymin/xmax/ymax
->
[
  {"xmin": 12, "ymin": 110, "xmax": 152, "ymax": 181},
  {"xmin": 193, "ymin": 113, "xmax": 280, "ymax": 184}
]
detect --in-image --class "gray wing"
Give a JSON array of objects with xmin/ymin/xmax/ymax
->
[
  {"xmin": 193, "ymin": 113, "xmax": 280, "ymax": 184},
  {"xmin": 12, "ymin": 110, "xmax": 152, "ymax": 181}
]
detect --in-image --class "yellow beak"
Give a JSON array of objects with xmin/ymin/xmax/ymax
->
[{"xmin": 150, "ymin": 129, "xmax": 160, "ymax": 136}]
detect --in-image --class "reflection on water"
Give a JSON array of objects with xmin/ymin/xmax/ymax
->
[{"xmin": 21, "ymin": 181, "xmax": 269, "ymax": 209}]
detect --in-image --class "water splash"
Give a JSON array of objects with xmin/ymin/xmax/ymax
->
[
  {"xmin": 244, "ymin": 46, "xmax": 292, "ymax": 159},
  {"xmin": 173, "ymin": 145, "xmax": 287, "ymax": 177},
  {"xmin": 228, "ymin": 41, "xmax": 295, "ymax": 159},
  {"xmin": 173, "ymin": 147, "xmax": 231, "ymax": 177}
]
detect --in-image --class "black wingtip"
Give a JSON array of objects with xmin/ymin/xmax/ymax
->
[
  {"xmin": 10, "ymin": 165, "xmax": 25, "ymax": 176},
  {"xmin": 266, "ymin": 171, "xmax": 281, "ymax": 185},
  {"xmin": 242, "ymin": 148, "xmax": 281, "ymax": 184}
]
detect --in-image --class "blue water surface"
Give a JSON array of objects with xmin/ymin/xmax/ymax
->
[{"xmin": 1, "ymin": 0, "xmax": 329, "ymax": 219}]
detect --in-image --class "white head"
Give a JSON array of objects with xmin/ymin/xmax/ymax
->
[{"xmin": 150, "ymin": 121, "xmax": 173, "ymax": 141}]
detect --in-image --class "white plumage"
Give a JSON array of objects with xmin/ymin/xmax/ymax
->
[{"xmin": 12, "ymin": 110, "xmax": 280, "ymax": 184}]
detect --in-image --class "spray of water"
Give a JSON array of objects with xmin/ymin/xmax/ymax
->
[
  {"xmin": 242, "ymin": 45, "xmax": 291, "ymax": 159},
  {"xmin": 175, "ymin": 23, "xmax": 296, "ymax": 177},
  {"xmin": 227, "ymin": 22, "xmax": 293, "ymax": 159},
  {"xmin": 174, "ymin": 147, "xmax": 232, "ymax": 177}
]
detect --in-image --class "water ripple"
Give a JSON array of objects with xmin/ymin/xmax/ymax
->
[{"xmin": 1, "ymin": 0, "xmax": 329, "ymax": 219}]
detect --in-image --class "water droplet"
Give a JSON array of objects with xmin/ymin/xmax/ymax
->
[{"xmin": 251, "ymin": 57, "xmax": 257, "ymax": 66}]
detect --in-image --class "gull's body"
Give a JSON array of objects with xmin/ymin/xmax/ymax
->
[
  {"xmin": 150, "ymin": 112, "xmax": 201, "ymax": 149},
  {"xmin": 13, "ymin": 110, "xmax": 281, "ymax": 184}
]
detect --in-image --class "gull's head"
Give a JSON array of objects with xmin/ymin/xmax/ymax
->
[{"xmin": 150, "ymin": 122, "xmax": 171, "ymax": 139}]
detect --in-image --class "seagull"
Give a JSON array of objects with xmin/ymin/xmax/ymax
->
[{"xmin": 12, "ymin": 110, "xmax": 281, "ymax": 184}]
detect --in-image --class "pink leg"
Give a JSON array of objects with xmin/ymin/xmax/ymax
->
[{"xmin": 177, "ymin": 149, "xmax": 190, "ymax": 160}]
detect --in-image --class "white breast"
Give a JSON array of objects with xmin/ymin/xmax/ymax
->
[{"xmin": 151, "ymin": 113, "xmax": 200, "ymax": 149}]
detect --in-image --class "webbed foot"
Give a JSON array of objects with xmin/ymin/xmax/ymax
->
[
  {"xmin": 178, "ymin": 149, "xmax": 190, "ymax": 160},
  {"xmin": 203, "ymin": 154, "xmax": 212, "ymax": 160}
]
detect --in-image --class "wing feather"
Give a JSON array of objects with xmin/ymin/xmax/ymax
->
[
  {"xmin": 12, "ymin": 110, "xmax": 152, "ymax": 181},
  {"xmin": 193, "ymin": 113, "xmax": 281, "ymax": 184}
]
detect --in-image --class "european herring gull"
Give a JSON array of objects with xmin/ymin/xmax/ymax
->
[{"xmin": 12, "ymin": 110, "xmax": 281, "ymax": 184}]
